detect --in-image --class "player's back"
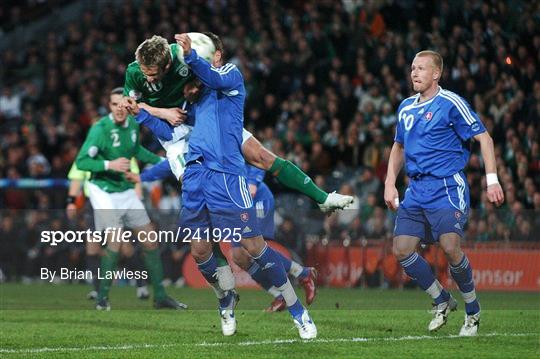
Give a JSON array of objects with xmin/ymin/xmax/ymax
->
[{"xmin": 185, "ymin": 62, "xmax": 246, "ymax": 176}]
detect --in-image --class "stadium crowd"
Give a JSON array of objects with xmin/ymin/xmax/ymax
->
[{"xmin": 0, "ymin": 0, "xmax": 538, "ymax": 281}]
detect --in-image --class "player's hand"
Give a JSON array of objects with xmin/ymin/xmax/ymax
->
[
  {"xmin": 248, "ymin": 184, "xmax": 257, "ymax": 198},
  {"xmin": 108, "ymin": 158, "xmax": 130, "ymax": 172},
  {"xmin": 66, "ymin": 203, "xmax": 77, "ymax": 220},
  {"xmin": 122, "ymin": 97, "xmax": 140, "ymax": 115},
  {"xmin": 125, "ymin": 172, "xmax": 141, "ymax": 183},
  {"xmin": 487, "ymin": 183, "xmax": 504, "ymax": 207},
  {"xmin": 174, "ymin": 33, "xmax": 192, "ymax": 56},
  {"xmin": 384, "ymin": 184, "xmax": 400, "ymax": 211},
  {"xmin": 161, "ymin": 107, "xmax": 187, "ymax": 126}
]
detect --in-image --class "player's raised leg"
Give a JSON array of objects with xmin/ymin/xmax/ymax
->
[{"xmin": 241, "ymin": 135, "xmax": 353, "ymax": 213}]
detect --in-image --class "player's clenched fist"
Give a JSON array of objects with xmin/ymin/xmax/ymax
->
[
  {"xmin": 487, "ymin": 183, "xmax": 504, "ymax": 207},
  {"xmin": 107, "ymin": 157, "xmax": 130, "ymax": 172},
  {"xmin": 384, "ymin": 184, "xmax": 400, "ymax": 211},
  {"xmin": 174, "ymin": 33, "xmax": 192, "ymax": 56}
]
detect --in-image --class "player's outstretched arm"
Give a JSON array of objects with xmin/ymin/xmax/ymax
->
[
  {"xmin": 176, "ymin": 33, "xmax": 240, "ymax": 90},
  {"xmin": 384, "ymin": 142, "xmax": 404, "ymax": 211},
  {"xmin": 138, "ymin": 103, "xmax": 187, "ymax": 127},
  {"xmin": 474, "ymin": 132, "xmax": 504, "ymax": 207}
]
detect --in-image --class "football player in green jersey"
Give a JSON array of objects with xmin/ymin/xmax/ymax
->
[
  {"xmin": 66, "ymin": 160, "xmax": 151, "ymax": 301},
  {"xmin": 75, "ymin": 87, "xmax": 186, "ymax": 310},
  {"xmin": 123, "ymin": 34, "xmax": 353, "ymax": 213}
]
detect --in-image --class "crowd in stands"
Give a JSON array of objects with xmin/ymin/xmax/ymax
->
[{"xmin": 0, "ymin": 0, "xmax": 538, "ymax": 281}]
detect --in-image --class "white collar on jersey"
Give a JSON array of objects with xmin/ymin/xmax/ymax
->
[
  {"xmin": 412, "ymin": 86, "xmax": 442, "ymax": 107},
  {"xmin": 109, "ymin": 113, "xmax": 129, "ymax": 128}
]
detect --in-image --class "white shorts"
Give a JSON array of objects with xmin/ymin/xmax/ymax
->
[{"xmin": 86, "ymin": 182, "xmax": 151, "ymax": 231}]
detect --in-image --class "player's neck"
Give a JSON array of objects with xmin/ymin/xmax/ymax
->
[{"xmin": 419, "ymin": 85, "xmax": 440, "ymax": 103}]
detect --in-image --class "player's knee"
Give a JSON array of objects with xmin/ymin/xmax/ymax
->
[
  {"xmin": 439, "ymin": 233, "xmax": 463, "ymax": 263},
  {"xmin": 190, "ymin": 242, "xmax": 212, "ymax": 263},
  {"xmin": 392, "ymin": 239, "xmax": 415, "ymax": 261},
  {"xmin": 241, "ymin": 236, "xmax": 266, "ymax": 257},
  {"xmin": 232, "ymin": 249, "xmax": 251, "ymax": 271}
]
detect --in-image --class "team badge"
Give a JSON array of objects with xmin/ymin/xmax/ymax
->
[
  {"xmin": 240, "ymin": 212, "xmax": 249, "ymax": 222},
  {"xmin": 425, "ymin": 112, "xmax": 433, "ymax": 120},
  {"xmin": 455, "ymin": 211, "xmax": 462, "ymax": 219}
]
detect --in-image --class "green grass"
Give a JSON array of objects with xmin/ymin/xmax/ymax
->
[{"xmin": 1, "ymin": 284, "xmax": 538, "ymax": 358}]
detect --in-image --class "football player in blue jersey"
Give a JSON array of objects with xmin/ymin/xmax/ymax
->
[
  {"xmin": 176, "ymin": 32, "xmax": 317, "ymax": 339},
  {"xmin": 384, "ymin": 50, "xmax": 504, "ymax": 336}
]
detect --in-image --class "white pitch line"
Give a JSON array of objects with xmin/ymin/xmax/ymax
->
[{"xmin": 0, "ymin": 332, "xmax": 537, "ymax": 354}]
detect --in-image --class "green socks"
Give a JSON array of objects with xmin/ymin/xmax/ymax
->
[
  {"xmin": 269, "ymin": 157, "xmax": 328, "ymax": 204},
  {"xmin": 143, "ymin": 248, "xmax": 167, "ymax": 301},
  {"xmin": 97, "ymin": 248, "xmax": 119, "ymax": 301}
]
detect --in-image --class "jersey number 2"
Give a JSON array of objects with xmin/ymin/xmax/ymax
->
[{"xmin": 111, "ymin": 133, "xmax": 121, "ymax": 147}]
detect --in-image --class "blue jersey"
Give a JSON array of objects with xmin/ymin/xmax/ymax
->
[
  {"xmin": 184, "ymin": 49, "xmax": 246, "ymax": 176},
  {"xmin": 395, "ymin": 87, "xmax": 486, "ymax": 178}
]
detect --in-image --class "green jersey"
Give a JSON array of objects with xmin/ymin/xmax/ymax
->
[
  {"xmin": 123, "ymin": 43, "xmax": 194, "ymax": 108},
  {"xmin": 76, "ymin": 114, "xmax": 161, "ymax": 193}
]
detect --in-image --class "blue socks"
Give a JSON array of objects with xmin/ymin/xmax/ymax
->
[
  {"xmin": 197, "ymin": 253, "xmax": 218, "ymax": 284},
  {"xmin": 400, "ymin": 252, "xmax": 449, "ymax": 305},
  {"xmin": 450, "ymin": 255, "xmax": 480, "ymax": 315},
  {"xmin": 253, "ymin": 244, "xmax": 304, "ymax": 318}
]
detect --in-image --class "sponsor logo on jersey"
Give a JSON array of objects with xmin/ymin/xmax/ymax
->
[
  {"xmin": 242, "ymin": 226, "xmax": 251, "ymax": 233},
  {"xmin": 472, "ymin": 123, "xmax": 480, "ymax": 131}
]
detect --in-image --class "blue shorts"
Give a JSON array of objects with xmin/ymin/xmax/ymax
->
[
  {"xmin": 232, "ymin": 183, "xmax": 275, "ymax": 247},
  {"xmin": 394, "ymin": 171, "xmax": 469, "ymax": 243},
  {"xmin": 180, "ymin": 164, "xmax": 261, "ymax": 240}
]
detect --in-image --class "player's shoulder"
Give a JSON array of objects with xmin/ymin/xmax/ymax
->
[
  {"xmin": 398, "ymin": 94, "xmax": 419, "ymax": 110},
  {"xmin": 126, "ymin": 61, "xmax": 143, "ymax": 77},
  {"xmin": 91, "ymin": 115, "xmax": 111, "ymax": 131},
  {"xmin": 438, "ymin": 88, "xmax": 471, "ymax": 109},
  {"xmin": 213, "ymin": 62, "xmax": 239, "ymax": 75}
]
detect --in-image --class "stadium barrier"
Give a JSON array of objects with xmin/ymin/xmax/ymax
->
[{"xmin": 302, "ymin": 241, "xmax": 540, "ymax": 292}]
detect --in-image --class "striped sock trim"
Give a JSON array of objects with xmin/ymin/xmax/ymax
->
[
  {"xmin": 197, "ymin": 253, "xmax": 215, "ymax": 266},
  {"xmin": 252, "ymin": 243, "xmax": 269, "ymax": 260},
  {"xmin": 450, "ymin": 256, "xmax": 470, "ymax": 272},
  {"xmin": 462, "ymin": 290, "xmax": 477, "ymax": 304},
  {"xmin": 399, "ymin": 252, "xmax": 419, "ymax": 268}
]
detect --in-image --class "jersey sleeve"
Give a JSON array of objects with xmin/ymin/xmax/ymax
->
[
  {"xmin": 140, "ymin": 160, "xmax": 173, "ymax": 182},
  {"xmin": 123, "ymin": 66, "xmax": 144, "ymax": 102},
  {"xmin": 394, "ymin": 106, "xmax": 405, "ymax": 144},
  {"xmin": 76, "ymin": 125, "xmax": 107, "ymax": 172},
  {"xmin": 134, "ymin": 142, "xmax": 162, "ymax": 165},
  {"xmin": 246, "ymin": 164, "xmax": 266, "ymax": 186},
  {"xmin": 184, "ymin": 49, "xmax": 241, "ymax": 90},
  {"xmin": 448, "ymin": 96, "xmax": 486, "ymax": 141},
  {"xmin": 135, "ymin": 109, "xmax": 174, "ymax": 141}
]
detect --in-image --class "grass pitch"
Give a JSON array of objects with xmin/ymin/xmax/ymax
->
[{"xmin": 1, "ymin": 284, "xmax": 538, "ymax": 358}]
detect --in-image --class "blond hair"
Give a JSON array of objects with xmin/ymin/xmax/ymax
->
[
  {"xmin": 415, "ymin": 50, "xmax": 444, "ymax": 75},
  {"xmin": 135, "ymin": 35, "xmax": 170, "ymax": 70}
]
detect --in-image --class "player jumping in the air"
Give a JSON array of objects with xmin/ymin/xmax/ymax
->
[
  {"xmin": 175, "ymin": 31, "xmax": 317, "ymax": 339},
  {"xmin": 384, "ymin": 50, "xmax": 504, "ymax": 336},
  {"xmin": 123, "ymin": 34, "xmax": 353, "ymax": 213}
]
